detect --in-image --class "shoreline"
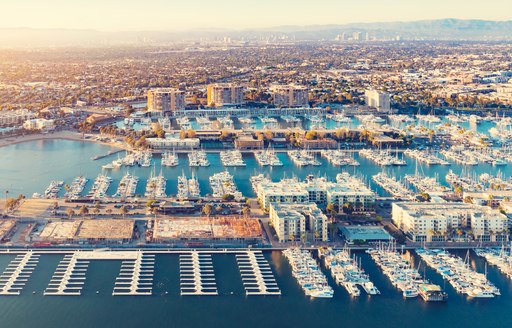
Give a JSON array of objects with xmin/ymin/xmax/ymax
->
[{"xmin": 0, "ymin": 130, "xmax": 126, "ymax": 150}]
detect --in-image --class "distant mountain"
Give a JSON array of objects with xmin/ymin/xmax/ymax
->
[{"xmin": 1, "ymin": 19, "xmax": 512, "ymax": 47}]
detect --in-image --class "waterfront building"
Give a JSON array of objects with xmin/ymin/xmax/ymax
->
[
  {"xmin": 255, "ymin": 173, "xmax": 375, "ymax": 213},
  {"xmin": 271, "ymin": 85, "xmax": 309, "ymax": 108},
  {"xmin": 146, "ymin": 136, "xmax": 200, "ymax": 150},
  {"xmin": 328, "ymin": 173, "xmax": 376, "ymax": 213},
  {"xmin": 269, "ymin": 202, "xmax": 328, "ymax": 242},
  {"xmin": 22, "ymin": 118, "xmax": 55, "ymax": 131},
  {"xmin": 207, "ymin": 83, "xmax": 244, "ymax": 107},
  {"xmin": 392, "ymin": 202, "xmax": 508, "ymax": 243},
  {"xmin": 234, "ymin": 134, "xmax": 264, "ymax": 149},
  {"xmin": 364, "ymin": 89, "xmax": 391, "ymax": 111},
  {"xmin": 0, "ymin": 109, "xmax": 35, "ymax": 127},
  {"xmin": 147, "ymin": 88, "xmax": 185, "ymax": 115}
]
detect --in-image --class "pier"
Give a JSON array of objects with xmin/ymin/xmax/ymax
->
[
  {"xmin": 236, "ymin": 250, "xmax": 281, "ymax": 296},
  {"xmin": 44, "ymin": 252, "xmax": 90, "ymax": 296},
  {"xmin": 0, "ymin": 251, "xmax": 40, "ymax": 295},
  {"xmin": 179, "ymin": 251, "xmax": 218, "ymax": 296},
  {"xmin": 113, "ymin": 252, "xmax": 154, "ymax": 296}
]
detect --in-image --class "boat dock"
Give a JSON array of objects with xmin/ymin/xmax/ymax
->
[
  {"xmin": 0, "ymin": 251, "xmax": 40, "ymax": 295},
  {"xmin": 112, "ymin": 252, "xmax": 154, "ymax": 296},
  {"xmin": 44, "ymin": 252, "xmax": 89, "ymax": 296},
  {"xmin": 179, "ymin": 252, "xmax": 218, "ymax": 296},
  {"xmin": 236, "ymin": 250, "xmax": 281, "ymax": 296}
]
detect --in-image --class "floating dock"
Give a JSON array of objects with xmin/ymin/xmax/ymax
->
[
  {"xmin": 112, "ymin": 252, "xmax": 154, "ymax": 296},
  {"xmin": 44, "ymin": 252, "xmax": 89, "ymax": 296},
  {"xmin": 236, "ymin": 250, "xmax": 281, "ymax": 296},
  {"xmin": 0, "ymin": 251, "xmax": 40, "ymax": 295},
  {"xmin": 179, "ymin": 252, "xmax": 217, "ymax": 296}
]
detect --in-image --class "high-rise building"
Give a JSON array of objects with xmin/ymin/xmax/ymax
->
[
  {"xmin": 147, "ymin": 88, "xmax": 185, "ymax": 115},
  {"xmin": 352, "ymin": 32, "xmax": 362, "ymax": 41},
  {"xmin": 271, "ymin": 85, "xmax": 309, "ymax": 108},
  {"xmin": 207, "ymin": 83, "xmax": 244, "ymax": 107},
  {"xmin": 364, "ymin": 89, "xmax": 391, "ymax": 111}
]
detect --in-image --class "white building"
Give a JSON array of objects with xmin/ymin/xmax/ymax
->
[
  {"xmin": 0, "ymin": 109, "xmax": 35, "ymax": 127},
  {"xmin": 392, "ymin": 202, "xmax": 508, "ymax": 243},
  {"xmin": 255, "ymin": 173, "xmax": 375, "ymax": 213},
  {"xmin": 147, "ymin": 88, "xmax": 185, "ymax": 115},
  {"xmin": 269, "ymin": 202, "xmax": 328, "ymax": 242},
  {"xmin": 146, "ymin": 137, "xmax": 200, "ymax": 150},
  {"xmin": 271, "ymin": 85, "xmax": 309, "ymax": 108},
  {"xmin": 207, "ymin": 83, "xmax": 244, "ymax": 107},
  {"xmin": 23, "ymin": 118, "xmax": 55, "ymax": 131},
  {"xmin": 365, "ymin": 89, "xmax": 391, "ymax": 111}
]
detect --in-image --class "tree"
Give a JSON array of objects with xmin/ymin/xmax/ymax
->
[
  {"xmin": 202, "ymin": 204, "xmax": 212, "ymax": 218},
  {"xmin": 242, "ymin": 206, "xmax": 251, "ymax": 218},
  {"xmin": 79, "ymin": 205, "xmax": 89, "ymax": 218},
  {"xmin": 66, "ymin": 208, "xmax": 75, "ymax": 219},
  {"xmin": 222, "ymin": 194, "xmax": 235, "ymax": 202},
  {"xmin": 119, "ymin": 206, "xmax": 128, "ymax": 218}
]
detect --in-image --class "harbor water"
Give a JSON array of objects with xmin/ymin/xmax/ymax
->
[
  {"xmin": 1, "ymin": 139, "xmax": 511, "ymax": 199},
  {"xmin": 0, "ymin": 251, "xmax": 510, "ymax": 327}
]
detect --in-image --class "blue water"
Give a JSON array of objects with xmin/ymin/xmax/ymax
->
[
  {"xmin": 0, "ymin": 251, "xmax": 510, "ymax": 328},
  {"xmin": 0, "ymin": 139, "xmax": 510, "ymax": 199}
]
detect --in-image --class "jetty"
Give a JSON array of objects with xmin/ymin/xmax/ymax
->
[
  {"xmin": 236, "ymin": 250, "xmax": 281, "ymax": 296},
  {"xmin": 112, "ymin": 252, "xmax": 154, "ymax": 296},
  {"xmin": 179, "ymin": 252, "xmax": 218, "ymax": 296},
  {"xmin": 0, "ymin": 251, "xmax": 40, "ymax": 295}
]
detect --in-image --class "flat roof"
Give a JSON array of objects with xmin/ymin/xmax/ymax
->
[{"xmin": 340, "ymin": 226, "xmax": 393, "ymax": 241}]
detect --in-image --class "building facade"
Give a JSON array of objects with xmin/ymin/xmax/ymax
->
[
  {"xmin": 271, "ymin": 85, "xmax": 309, "ymax": 108},
  {"xmin": 147, "ymin": 88, "xmax": 185, "ymax": 115},
  {"xmin": 269, "ymin": 202, "xmax": 328, "ymax": 242},
  {"xmin": 392, "ymin": 202, "xmax": 508, "ymax": 243},
  {"xmin": 365, "ymin": 89, "xmax": 391, "ymax": 111},
  {"xmin": 207, "ymin": 83, "xmax": 244, "ymax": 107}
]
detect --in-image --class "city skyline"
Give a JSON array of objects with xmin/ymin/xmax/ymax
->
[{"xmin": 1, "ymin": 0, "xmax": 511, "ymax": 31}]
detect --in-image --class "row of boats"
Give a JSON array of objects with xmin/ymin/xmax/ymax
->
[
  {"xmin": 44, "ymin": 181, "xmax": 64, "ymax": 199},
  {"xmin": 372, "ymin": 172, "xmax": 415, "ymax": 199},
  {"xmin": 417, "ymin": 249, "xmax": 500, "ymax": 298},
  {"xmin": 188, "ymin": 150, "xmax": 210, "ymax": 167},
  {"xmin": 288, "ymin": 150, "xmax": 321, "ymax": 166},
  {"xmin": 359, "ymin": 149, "xmax": 407, "ymax": 166},
  {"xmin": 209, "ymin": 171, "xmax": 243, "ymax": 200},
  {"xmin": 320, "ymin": 149, "xmax": 360, "ymax": 166},
  {"xmin": 475, "ymin": 245, "xmax": 512, "ymax": 279},
  {"xmin": 283, "ymin": 248, "xmax": 334, "ymax": 298},
  {"xmin": 254, "ymin": 148, "xmax": 283, "ymax": 166},
  {"xmin": 102, "ymin": 151, "xmax": 152, "ymax": 170},
  {"xmin": 220, "ymin": 150, "xmax": 246, "ymax": 167},
  {"xmin": 319, "ymin": 247, "xmax": 379, "ymax": 297},
  {"xmin": 403, "ymin": 149, "xmax": 450, "ymax": 166},
  {"xmin": 367, "ymin": 244, "xmax": 448, "ymax": 301}
]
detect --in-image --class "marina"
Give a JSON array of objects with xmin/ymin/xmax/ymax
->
[
  {"xmin": 112, "ymin": 252, "xmax": 155, "ymax": 296},
  {"xmin": 359, "ymin": 149, "xmax": 407, "ymax": 166},
  {"xmin": 319, "ymin": 247, "xmax": 379, "ymax": 297},
  {"xmin": 475, "ymin": 247, "xmax": 512, "ymax": 279},
  {"xmin": 0, "ymin": 251, "xmax": 40, "ymax": 295},
  {"xmin": 179, "ymin": 252, "xmax": 218, "ymax": 296},
  {"xmin": 417, "ymin": 248, "xmax": 500, "ymax": 298},
  {"xmin": 236, "ymin": 250, "xmax": 281, "ymax": 295},
  {"xmin": 320, "ymin": 149, "xmax": 360, "ymax": 166},
  {"xmin": 283, "ymin": 248, "xmax": 334, "ymax": 298},
  {"xmin": 220, "ymin": 150, "xmax": 246, "ymax": 167},
  {"xmin": 288, "ymin": 149, "xmax": 321, "ymax": 166},
  {"xmin": 188, "ymin": 149, "xmax": 210, "ymax": 167}
]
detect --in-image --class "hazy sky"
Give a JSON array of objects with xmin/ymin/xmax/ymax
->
[{"xmin": 1, "ymin": 0, "xmax": 511, "ymax": 31}]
